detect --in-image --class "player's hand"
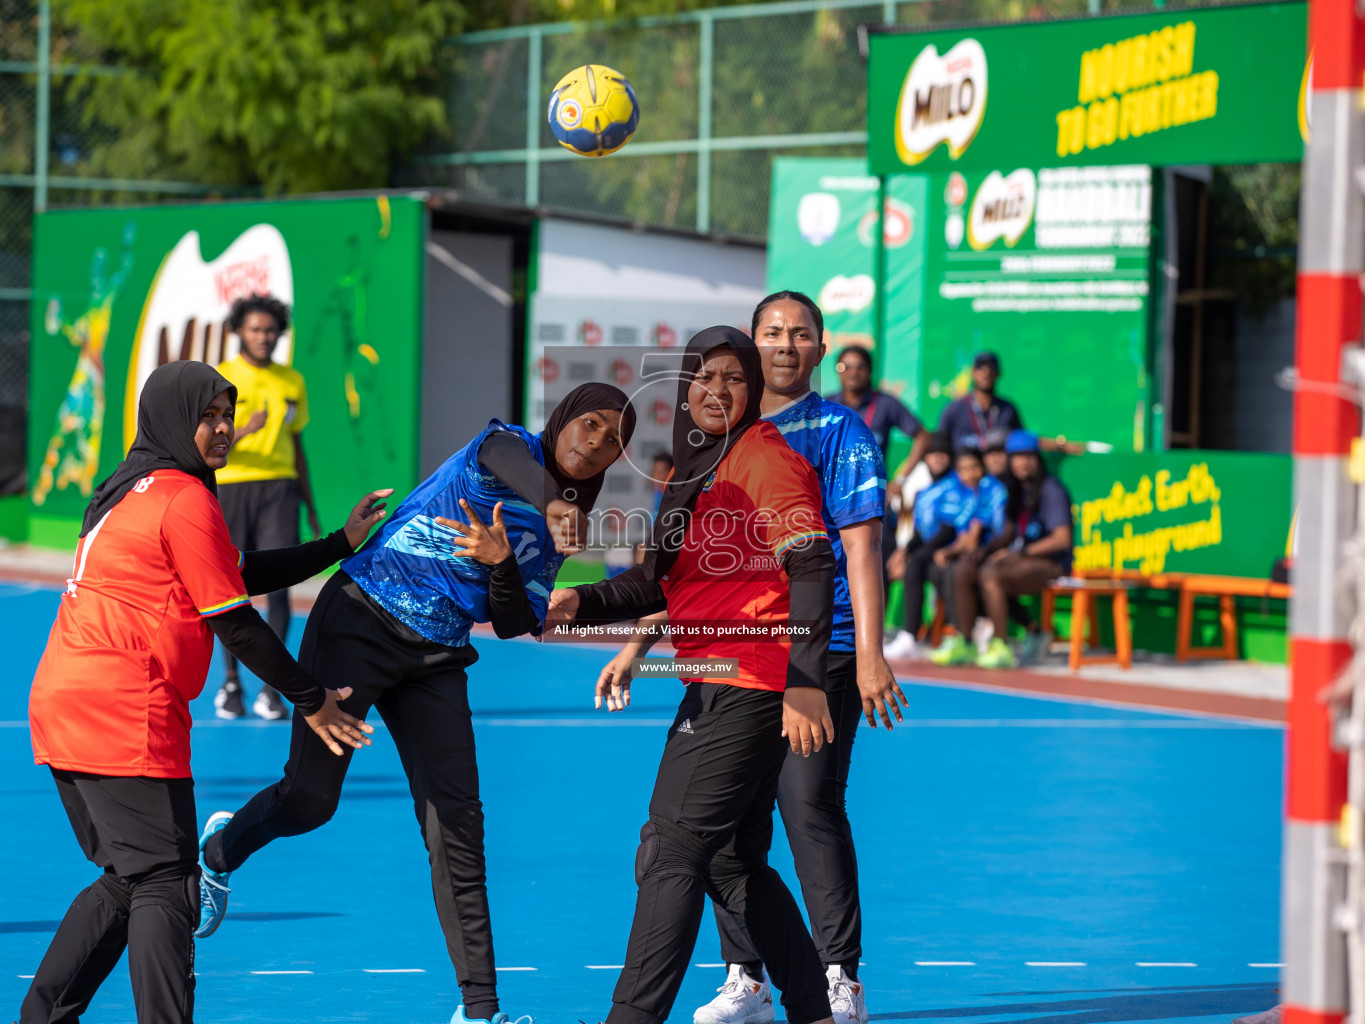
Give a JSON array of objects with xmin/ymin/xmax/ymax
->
[
  {"xmin": 596, "ymin": 648, "xmax": 634, "ymax": 711},
  {"xmin": 546, "ymin": 498, "xmax": 588, "ymax": 555},
  {"xmin": 547, "ymin": 587, "xmax": 580, "ymax": 628},
  {"xmin": 857, "ymin": 650, "xmax": 908, "ymax": 729},
  {"xmin": 782, "ymin": 686, "xmax": 835, "ymax": 757},
  {"xmin": 304, "ymin": 686, "xmax": 374, "ymax": 757},
  {"xmin": 933, "ymin": 548, "xmax": 951, "ymax": 568},
  {"xmin": 437, "ymin": 499, "xmax": 513, "ymax": 566},
  {"xmin": 244, "ymin": 406, "xmax": 268, "ymax": 434},
  {"xmin": 343, "ymin": 489, "xmax": 392, "ymax": 550},
  {"xmin": 885, "ymin": 546, "xmax": 906, "ymax": 581}
]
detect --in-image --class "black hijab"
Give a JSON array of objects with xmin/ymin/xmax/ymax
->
[
  {"xmin": 80, "ymin": 361, "xmax": 237, "ymax": 537},
  {"xmin": 643, "ymin": 325, "xmax": 764, "ymax": 581},
  {"xmin": 540, "ymin": 382, "xmax": 637, "ymax": 515}
]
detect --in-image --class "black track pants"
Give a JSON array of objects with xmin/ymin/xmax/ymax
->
[
  {"xmin": 713, "ymin": 651, "xmax": 861, "ymax": 969},
  {"xmin": 606, "ymin": 683, "xmax": 831, "ymax": 1024},
  {"xmin": 204, "ymin": 572, "xmax": 495, "ymax": 995},
  {"xmin": 21, "ymin": 771, "xmax": 199, "ymax": 1024}
]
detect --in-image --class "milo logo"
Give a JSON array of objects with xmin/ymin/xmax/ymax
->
[{"xmin": 894, "ymin": 38, "xmax": 988, "ymax": 165}]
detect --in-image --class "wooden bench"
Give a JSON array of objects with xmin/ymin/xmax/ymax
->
[
  {"xmin": 1175, "ymin": 574, "xmax": 1292, "ymax": 662},
  {"xmin": 1041, "ymin": 578, "xmax": 1136, "ymax": 673}
]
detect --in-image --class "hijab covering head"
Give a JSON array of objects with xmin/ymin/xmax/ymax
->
[
  {"xmin": 644, "ymin": 325, "xmax": 764, "ymax": 581},
  {"xmin": 540, "ymin": 382, "xmax": 637, "ymax": 515},
  {"xmin": 80, "ymin": 361, "xmax": 237, "ymax": 537}
]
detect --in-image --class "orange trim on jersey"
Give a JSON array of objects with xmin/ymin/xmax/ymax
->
[{"xmin": 199, "ymin": 595, "xmax": 250, "ymax": 617}]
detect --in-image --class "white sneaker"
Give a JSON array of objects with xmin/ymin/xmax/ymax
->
[
  {"xmin": 882, "ymin": 630, "xmax": 919, "ymax": 660},
  {"xmin": 693, "ymin": 964, "xmax": 775, "ymax": 1024},
  {"xmin": 826, "ymin": 964, "xmax": 868, "ymax": 1024}
]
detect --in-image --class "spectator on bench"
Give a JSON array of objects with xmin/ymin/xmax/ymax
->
[
  {"xmin": 884, "ymin": 432, "xmax": 954, "ymax": 660},
  {"xmin": 924, "ymin": 448, "xmax": 1009, "ymax": 668},
  {"xmin": 934, "ymin": 431, "xmax": 1074, "ymax": 670}
]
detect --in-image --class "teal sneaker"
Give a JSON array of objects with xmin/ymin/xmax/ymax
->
[
  {"xmin": 929, "ymin": 633, "xmax": 975, "ymax": 666},
  {"xmin": 977, "ymin": 637, "xmax": 1018, "ymax": 670},
  {"xmin": 451, "ymin": 1009, "xmax": 534, "ymax": 1024},
  {"xmin": 195, "ymin": 811, "xmax": 234, "ymax": 938}
]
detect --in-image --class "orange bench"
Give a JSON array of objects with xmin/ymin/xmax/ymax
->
[
  {"xmin": 1175, "ymin": 574, "xmax": 1292, "ymax": 662},
  {"xmin": 1041, "ymin": 578, "xmax": 1136, "ymax": 673}
]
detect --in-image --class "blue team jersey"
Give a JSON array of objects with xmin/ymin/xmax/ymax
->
[
  {"xmin": 913, "ymin": 476, "xmax": 954, "ymax": 539},
  {"xmin": 929, "ymin": 474, "xmax": 1009, "ymax": 542},
  {"xmin": 341, "ymin": 420, "xmax": 563, "ymax": 647},
  {"xmin": 765, "ymin": 391, "xmax": 886, "ymax": 653}
]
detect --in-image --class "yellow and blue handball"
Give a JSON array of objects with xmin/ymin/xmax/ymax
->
[{"xmin": 548, "ymin": 64, "xmax": 640, "ymax": 157}]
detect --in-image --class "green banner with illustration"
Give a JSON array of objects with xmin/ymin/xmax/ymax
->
[
  {"xmin": 27, "ymin": 196, "xmax": 425, "ymax": 545},
  {"xmin": 766, "ymin": 158, "xmax": 928, "ymax": 406},
  {"xmin": 867, "ymin": 2, "xmax": 1307, "ymax": 175},
  {"xmin": 1056, "ymin": 450, "xmax": 1292, "ymax": 579}
]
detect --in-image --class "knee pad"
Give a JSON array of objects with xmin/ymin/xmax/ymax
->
[
  {"xmin": 129, "ymin": 864, "xmax": 199, "ymax": 925},
  {"xmin": 636, "ymin": 816, "xmax": 710, "ymax": 884}
]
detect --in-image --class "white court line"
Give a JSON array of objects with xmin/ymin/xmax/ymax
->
[
  {"xmin": 363, "ymin": 968, "xmax": 425, "ymax": 974},
  {"xmin": 1026, "ymin": 962, "xmax": 1087, "ymax": 967},
  {"xmin": 587, "ymin": 965, "xmax": 626, "ymax": 970},
  {"xmin": 18, "ymin": 974, "xmax": 34, "ymax": 978},
  {"xmin": 916, "ymin": 961, "xmax": 976, "ymax": 966},
  {"xmin": 0, "ymin": 718, "xmax": 1272, "ymax": 730},
  {"xmin": 1249, "ymin": 963, "xmax": 1284, "ymax": 968},
  {"xmin": 251, "ymin": 970, "xmax": 313, "ymax": 975},
  {"xmin": 694, "ymin": 963, "xmax": 726, "ymax": 968},
  {"xmin": 496, "ymin": 966, "xmax": 538, "ymax": 972},
  {"xmin": 1137, "ymin": 962, "xmax": 1197, "ymax": 967}
]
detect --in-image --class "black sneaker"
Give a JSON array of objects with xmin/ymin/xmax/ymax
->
[
  {"xmin": 253, "ymin": 685, "xmax": 288, "ymax": 721},
  {"xmin": 214, "ymin": 680, "xmax": 245, "ymax": 720}
]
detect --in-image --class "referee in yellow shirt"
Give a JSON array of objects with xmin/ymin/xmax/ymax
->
[{"xmin": 214, "ymin": 293, "xmax": 321, "ymax": 720}]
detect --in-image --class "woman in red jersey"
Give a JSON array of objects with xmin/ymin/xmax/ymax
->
[
  {"xmin": 548, "ymin": 326, "xmax": 837, "ymax": 1024},
  {"xmin": 22, "ymin": 360, "xmax": 382, "ymax": 1024}
]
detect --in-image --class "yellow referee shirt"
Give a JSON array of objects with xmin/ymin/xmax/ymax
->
[{"xmin": 215, "ymin": 355, "xmax": 310, "ymax": 485}]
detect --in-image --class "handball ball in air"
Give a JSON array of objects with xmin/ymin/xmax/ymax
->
[{"xmin": 548, "ymin": 64, "xmax": 640, "ymax": 157}]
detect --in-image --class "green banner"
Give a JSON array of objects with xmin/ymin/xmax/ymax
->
[
  {"xmin": 917, "ymin": 163, "xmax": 1154, "ymax": 452},
  {"xmin": 28, "ymin": 196, "xmax": 425, "ymax": 544},
  {"xmin": 868, "ymin": 2, "xmax": 1307, "ymax": 175},
  {"xmin": 1056, "ymin": 450, "xmax": 1292, "ymax": 578},
  {"xmin": 766, "ymin": 158, "xmax": 929, "ymax": 408}
]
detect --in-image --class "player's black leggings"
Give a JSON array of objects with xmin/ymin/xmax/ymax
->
[
  {"xmin": 712, "ymin": 651, "xmax": 861, "ymax": 973},
  {"xmin": 22, "ymin": 772, "xmax": 199, "ymax": 1024},
  {"xmin": 608, "ymin": 683, "xmax": 831, "ymax": 1024},
  {"xmin": 202, "ymin": 572, "xmax": 498, "ymax": 1016}
]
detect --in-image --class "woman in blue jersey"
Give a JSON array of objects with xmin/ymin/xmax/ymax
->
[
  {"xmin": 925, "ymin": 447, "xmax": 1011, "ymax": 667},
  {"xmin": 196, "ymin": 383, "xmax": 636, "ymax": 1024}
]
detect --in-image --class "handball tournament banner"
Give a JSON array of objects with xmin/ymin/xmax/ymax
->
[{"xmin": 866, "ymin": 2, "xmax": 1308, "ymax": 175}]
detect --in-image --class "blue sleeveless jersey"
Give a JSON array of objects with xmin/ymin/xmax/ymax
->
[
  {"xmin": 341, "ymin": 420, "xmax": 563, "ymax": 647},
  {"xmin": 764, "ymin": 391, "xmax": 886, "ymax": 653}
]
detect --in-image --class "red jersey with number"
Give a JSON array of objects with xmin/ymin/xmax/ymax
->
[
  {"xmin": 30, "ymin": 470, "xmax": 249, "ymax": 778},
  {"xmin": 661, "ymin": 421, "xmax": 828, "ymax": 691}
]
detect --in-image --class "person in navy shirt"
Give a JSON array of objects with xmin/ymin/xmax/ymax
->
[
  {"xmin": 597, "ymin": 291, "xmax": 907, "ymax": 1024},
  {"xmin": 938, "ymin": 352, "xmax": 1086, "ymax": 455},
  {"xmin": 828, "ymin": 344, "xmax": 928, "ymax": 463},
  {"xmin": 197, "ymin": 384, "xmax": 636, "ymax": 1024}
]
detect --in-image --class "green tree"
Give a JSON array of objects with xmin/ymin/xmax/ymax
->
[{"xmin": 55, "ymin": 0, "xmax": 466, "ymax": 193}]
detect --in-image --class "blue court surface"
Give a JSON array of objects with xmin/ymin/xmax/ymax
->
[{"xmin": 1, "ymin": 581, "xmax": 1282, "ymax": 1023}]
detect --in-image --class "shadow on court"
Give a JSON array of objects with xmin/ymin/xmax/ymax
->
[{"xmin": 868, "ymin": 983, "xmax": 1278, "ymax": 1024}]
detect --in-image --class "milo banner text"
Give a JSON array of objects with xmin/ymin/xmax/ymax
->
[{"xmin": 867, "ymin": 2, "xmax": 1307, "ymax": 174}]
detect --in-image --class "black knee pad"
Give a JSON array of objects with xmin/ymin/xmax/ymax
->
[
  {"xmin": 637, "ymin": 816, "xmax": 710, "ymax": 884},
  {"xmin": 130, "ymin": 865, "xmax": 200, "ymax": 926},
  {"xmin": 634, "ymin": 820, "xmax": 660, "ymax": 885}
]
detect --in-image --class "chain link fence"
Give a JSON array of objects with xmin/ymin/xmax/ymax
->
[
  {"xmin": 0, "ymin": 0, "xmax": 227, "ymax": 496},
  {"xmin": 408, "ymin": 0, "xmax": 1265, "ymax": 240}
]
